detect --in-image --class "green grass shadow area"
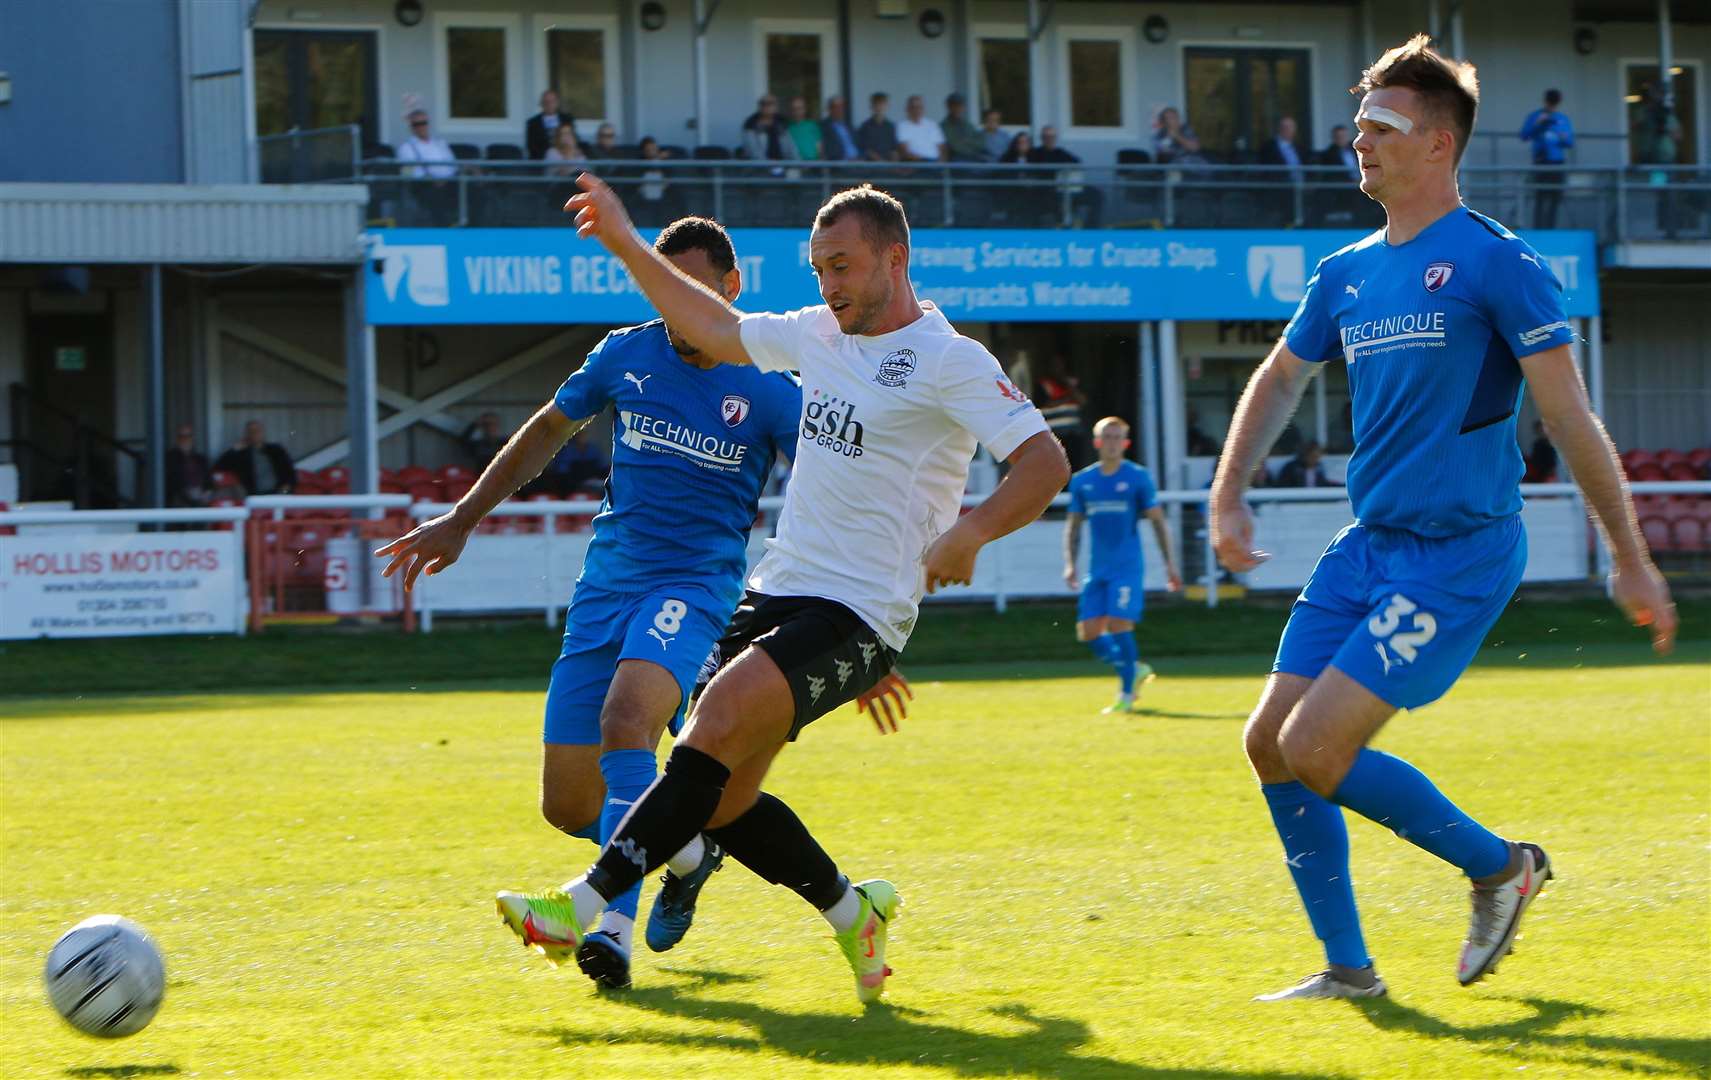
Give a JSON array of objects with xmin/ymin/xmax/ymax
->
[
  {"xmin": 2, "ymin": 595, "xmax": 1704, "ymax": 701},
  {"xmin": 1350, "ymin": 996, "xmax": 1711, "ymax": 1077},
  {"xmin": 63, "ymin": 1067, "xmax": 182, "ymax": 1079},
  {"xmin": 538, "ymin": 968, "xmax": 1347, "ymax": 1080}
]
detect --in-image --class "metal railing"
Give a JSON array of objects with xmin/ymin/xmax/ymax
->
[
  {"xmin": 345, "ymin": 158, "xmax": 1711, "ymax": 246},
  {"xmin": 8, "ymin": 382, "xmax": 146, "ymax": 508},
  {"xmin": 257, "ymin": 124, "xmax": 362, "ymax": 184}
]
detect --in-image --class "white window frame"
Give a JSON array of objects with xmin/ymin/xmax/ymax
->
[
  {"xmin": 751, "ymin": 18, "xmax": 841, "ymax": 114},
  {"xmin": 1616, "ymin": 57, "xmax": 1707, "ymax": 166},
  {"xmin": 967, "ymin": 22, "xmax": 1035, "ymax": 128},
  {"xmin": 532, "ymin": 13, "xmax": 622, "ymax": 139},
  {"xmin": 432, "ymin": 10, "xmax": 523, "ymax": 134},
  {"xmin": 1054, "ymin": 25, "xmax": 1139, "ymax": 139}
]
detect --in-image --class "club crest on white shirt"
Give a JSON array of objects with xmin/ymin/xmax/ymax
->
[
  {"xmin": 1423, "ymin": 262, "xmax": 1454, "ymax": 292},
  {"xmin": 721, "ymin": 395, "xmax": 751, "ymax": 427},
  {"xmin": 874, "ymin": 348, "xmax": 917, "ymax": 388}
]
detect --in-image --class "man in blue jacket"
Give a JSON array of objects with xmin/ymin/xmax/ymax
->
[{"xmin": 1520, "ymin": 89, "xmax": 1574, "ymax": 228}]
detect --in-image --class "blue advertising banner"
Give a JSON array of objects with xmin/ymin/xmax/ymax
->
[{"xmin": 364, "ymin": 227, "xmax": 1600, "ymax": 326}]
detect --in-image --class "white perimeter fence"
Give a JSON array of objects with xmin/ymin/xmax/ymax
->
[{"xmin": 1, "ymin": 483, "xmax": 1706, "ymax": 639}]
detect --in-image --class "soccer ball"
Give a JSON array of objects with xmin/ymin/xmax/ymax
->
[{"xmin": 43, "ymin": 915, "xmax": 165, "ymax": 1038}]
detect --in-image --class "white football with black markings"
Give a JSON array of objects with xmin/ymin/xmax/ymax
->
[{"xmin": 43, "ymin": 915, "xmax": 165, "ymax": 1037}]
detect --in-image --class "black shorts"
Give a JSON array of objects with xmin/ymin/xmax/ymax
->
[{"xmin": 694, "ymin": 592, "xmax": 898, "ymax": 739}]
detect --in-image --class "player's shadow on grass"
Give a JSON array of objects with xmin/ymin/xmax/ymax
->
[
  {"xmin": 536, "ymin": 968, "xmax": 1340, "ymax": 1080},
  {"xmin": 63, "ymin": 1066, "xmax": 181, "ymax": 1079},
  {"xmin": 1131, "ymin": 707, "xmax": 1248, "ymax": 721},
  {"xmin": 1352, "ymin": 995, "xmax": 1711, "ymax": 1076}
]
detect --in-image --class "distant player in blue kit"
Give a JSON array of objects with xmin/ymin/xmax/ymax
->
[
  {"xmin": 377, "ymin": 218, "xmax": 815, "ymax": 990},
  {"xmin": 1210, "ymin": 36, "xmax": 1677, "ymax": 1001},
  {"xmin": 1063, "ymin": 416, "xmax": 1181, "ymax": 713}
]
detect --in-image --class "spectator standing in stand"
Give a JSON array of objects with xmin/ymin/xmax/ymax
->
[
  {"xmin": 857, "ymin": 92, "xmax": 900, "ymax": 162},
  {"xmin": 1276, "ymin": 441, "xmax": 1338, "ymax": 487},
  {"xmin": 526, "ymin": 89, "xmax": 578, "ymax": 161},
  {"xmin": 895, "ymin": 95, "xmax": 948, "ymax": 162},
  {"xmin": 215, "ymin": 420, "xmax": 295, "ymax": 496},
  {"xmin": 742, "ymin": 96, "xmax": 798, "ymax": 162},
  {"xmin": 942, "ymin": 93, "xmax": 984, "ymax": 162},
  {"xmin": 1520, "ymin": 89, "xmax": 1574, "ymax": 229},
  {"xmin": 980, "ymin": 109, "xmax": 1010, "ymax": 162},
  {"xmin": 462, "ymin": 412, "xmax": 507, "ymax": 467},
  {"xmin": 1028, "ymin": 125, "xmax": 1103, "ymax": 226}
]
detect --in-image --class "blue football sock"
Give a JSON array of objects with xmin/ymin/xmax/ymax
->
[
  {"xmin": 598, "ymin": 748, "xmax": 659, "ymax": 926},
  {"xmin": 1111, "ymin": 633, "xmax": 1138, "ymax": 694},
  {"xmin": 1332, "ymin": 748, "xmax": 1510, "ymax": 879},
  {"xmin": 1085, "ymin": 634, "xmax": 1119, "ymax": 665},
  {"xmin": 1262, "ymin": 781, "xmax": 1370, "ymax": 969}
]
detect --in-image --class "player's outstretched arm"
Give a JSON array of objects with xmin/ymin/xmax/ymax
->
[
  {"xmin": 1209, "ymin": 342, "xmax": 1315, "ymax": 572},
  {"xmin": 374, "ymin": 403, "xmax": 583, "ymax": 590},
  {"xmin": 1145, "ymin": 507, "xmax": 1183, "ymax": 591},
  {"xmin": 565, "ymin": 173, "xmax": 752, "ymax": 366},
  {"xmin": 1521, "ymin": 345, "xmax": 1677, "ymax": 654},
  {"xmin": 925, "ymin": 431, "xmax": 1070, "ymax": 593}
]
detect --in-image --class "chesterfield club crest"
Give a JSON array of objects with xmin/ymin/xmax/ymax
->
[{"xmin": 721, "ymin": 395, "xmax": 751, "ymax": 427}]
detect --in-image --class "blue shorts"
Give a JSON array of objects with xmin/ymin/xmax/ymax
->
[
  {"xmin": 543, "ymin": 579, "xmax": 731, "ymax": 746},
  {"xmin": 1273, "ymin": 516, "xmax": 1526, "ymax": 710},
  {"xmin": 1078, "ymin": 573, "xmax": 1144, "ymax": 624}
]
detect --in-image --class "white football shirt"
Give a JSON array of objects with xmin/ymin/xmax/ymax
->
[{"xmin": 738, "ymin": 302, "xmax": 1051, "ymax": 650}]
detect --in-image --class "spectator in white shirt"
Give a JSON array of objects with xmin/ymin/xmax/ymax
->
[
  {"xmin": 895, "ymin": 94, "xmax": 948, "ymax": 162},
  {"xmin": 397, "ymin": 110, "xmax": 458, "ymax": 179}
]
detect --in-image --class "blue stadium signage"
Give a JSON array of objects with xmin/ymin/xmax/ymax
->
[{"xmin": 363, "ymin": 228, "xmax": 1600, "ymax": 325}]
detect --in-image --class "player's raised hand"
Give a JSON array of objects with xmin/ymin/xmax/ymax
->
[
  {"xmin": 373, "ymin": 511, "xmax": 473, "ymax": 592},
  {"xmin": 564, "ymin": 173, "xmax": 636, "ymax": 253},
  {"xmin": 1610, "ymin": 557, "xmax": 1678, "ymax": 655},
  {"xmin": 1210, "ymin": 499, "xmax": 1269, "ymax": 573},
  {"xmin": 857, "ymin": 668, "xmax": 914, "ymax": 734}
]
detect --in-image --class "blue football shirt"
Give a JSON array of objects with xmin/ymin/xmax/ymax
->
[
  {"xmin": 1068, "ymin": 460, "xmax": 1158, "ymax": 579},
  {"xmin": 1285, "ymin": 208, "xmax": 1576, "ymax": 537},
  {"xmin": 554, "ymin": 320, "xmax": 801, "ymax": 607}
]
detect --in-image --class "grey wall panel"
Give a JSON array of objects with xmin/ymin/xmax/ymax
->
[
  {"xmin": 188, "ymin": 0, "xmax": 246, "ymax": 73},
  {"xmin": 189, "ymin": 77, "xmax": 252, "ymax": 184}
]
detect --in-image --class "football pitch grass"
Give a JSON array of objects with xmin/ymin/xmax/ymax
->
[{"xmin": 3, "ymin": 642, "xmax": 1707, "ymax": 1078}]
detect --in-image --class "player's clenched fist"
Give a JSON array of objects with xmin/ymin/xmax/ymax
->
[{"xmin": 563, "ymin": 173, "xmax": 636, "ymax": 253}]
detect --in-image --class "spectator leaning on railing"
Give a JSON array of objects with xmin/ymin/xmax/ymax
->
[
  {"xmin": 1029, "ymin": 125, "xmax": 1103, "ymax": 227},
  {"xmin": 896, "ymin": 94, "xmax": 948, "ymax": 162},
  {"xmin": 942, "ymin": 93, "xmax": 985, "ymax": 162},
  {"xmin": 526, "ymin": 88, "xmax": 578, "ymax": 161},
  {"xmin": 857, "ymin": 92, "xmax": 900, "ymax": 161},
  {"xmin": 1153, "ymin": 106, "xmax": 1205, "ymax": 165},
  {"xmin": 820, "ymin": 95, "xmax": 861, "ymax": 161},
  {"xmin": 397, "ymin": 110, "xmax": 457, "ymax": 178},
  {"xmin": 979, "ymin": 108, "xmax": 1009, "ymax": 162}
]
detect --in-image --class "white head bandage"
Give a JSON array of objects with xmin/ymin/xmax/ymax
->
[{"xmin": 1358, "ymin": 105, "xmax": 1414, "ymax": 134}]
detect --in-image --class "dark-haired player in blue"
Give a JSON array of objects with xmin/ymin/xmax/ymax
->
[
  {"xmin": 1063, "ymin": 416, "xmax": 1181, "ymax": 713},
  {"xmin": 1211, "ymin": 36, "xmax": 1676, "ymax": 1001},
  {"xmin": 378, "ymin": 218, "xmax": 815, "ymax": 990}
]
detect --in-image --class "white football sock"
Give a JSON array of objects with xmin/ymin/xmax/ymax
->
[
  {"xmin": 595, "ymin": 911, "xmax": 634, "ymax": 954},
  {"xmin": 558, "ymin": 877, "xmax": 607, "ymax": 929},
  {"xmin": 821, "ymin": 883, "xmax": 863, "ymax": 934},
  {"xmin": 666, "ymin": 835, "xmax": 706, "ymax": 877}
]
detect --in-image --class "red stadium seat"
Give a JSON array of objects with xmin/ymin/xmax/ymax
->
[
  {"xmin": 397, "ymin": 465, "xmax": 436, "ymax": 487},
  {"xmin": 1639, "ymin": 516, "xmax": 1674, "ymax": 552},
  {"xmin": 1620, "ymin": 449, "xmax": 1655, "ymax": 472},
  {"xmin": 1666, "ymin": 462, "xmax": 1702, "ymax": 483},
  {"xmin": 1654, "ymin": 449, "xmax": 1688, "ymax": 470},
  {"xmin": 408, "ymin": 483, "xmax": 444, "ymax": 503},
  {"xmin": 0, "ymin": 501, "xmax": 12, "ymax": 536},
  {"xmin": 1631, "ymin": 463, "xmax": 1668, "ymax": 483},
  {"xmin": 379, "ymin": 480, "xmax": 407, "ymax": 494},
  {"xmin": 1687, "ymin": 448, "xmax": 1711, "ymax": 471},
  {"xmin": 322, "ymin": 466, "xmax": 351, "ymax": 489},
  {"xmin": 443, "ymin": 478, "xmax": 476, "ymax": 500},
  {"xmin": 1672, "ymin": 517, "xmax": 1707, "ymax": 552},
  {"xmin": 439, "ymin": 464, "xmax": 475, "ymax": 484}
]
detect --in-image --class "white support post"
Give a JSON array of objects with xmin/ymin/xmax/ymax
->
[
  {"xmin": 1138, "ymin": 322, "xmax": 1159, "ymax": 477},
  {"xmin": 203, "ymin": 297, "xmax": 224, "ymax": 453}
]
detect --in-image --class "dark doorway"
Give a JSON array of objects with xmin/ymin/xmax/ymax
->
[
  {"xmin": 254, "ymin": 29, "xmax": 380, "ymax": 180},
  {"xmin": 23, "ymin": 309, "xmax": 118, "ymax": 505},
  {"xmin": 1184, "ymin": 47, "xmax": 1313, "ymax": 161}
]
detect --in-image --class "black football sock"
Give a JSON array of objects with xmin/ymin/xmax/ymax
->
[
  {"xmin": 707, "ymin": 792, "xmax": 849, "ymax": 911},
  {"xmin": 586, "ymin": 745, "xmax": 729, "ymax": 902}
]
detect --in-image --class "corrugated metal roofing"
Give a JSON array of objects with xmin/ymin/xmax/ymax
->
[{"xmin": 0, "ymin": 184, "xmax": 368, "ymax": 264}]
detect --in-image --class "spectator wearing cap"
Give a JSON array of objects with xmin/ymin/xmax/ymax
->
[
  {"xmin": 820, "ymin": 95, "xmax": 861, "ymax": 161},
  {"xmin": 397, "ymin": 110, "xmax": 457, "ymax": 178},
  {"xmin": 741, "ymin": 95, "xmax": 798, "ymax": 162},
  {"xmin": 857, "ymin": 92, "xmax": 900, "ymax": 162},
  {"xmin": 941, "ymin": 93, "xmax": 984, "ymax": 162},
  {"xmin": 785, "ymin": 96, "xmax": 821, "ymax": 160},
  {"xmin": 525, "ymin": 89, "xmax": 578, "ymax": 160},
  {"xmin": 896, "ymin": 94, "xmax": 948, "ymax": 162}
]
